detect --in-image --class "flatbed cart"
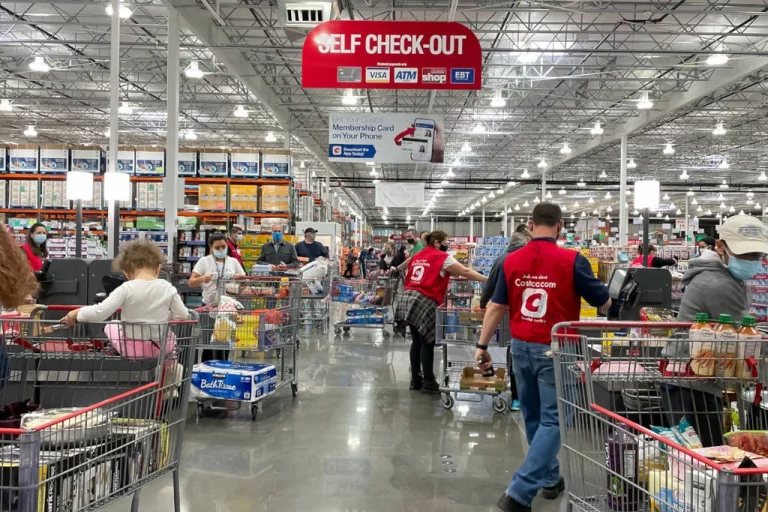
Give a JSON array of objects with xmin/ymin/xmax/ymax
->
[
  {"xmin": 551, "ymin": 319, "xmax": 768, "ymax": 512},
  {"xmin": 194, "ymin": 276, "xmax": 300, "ymax": 420},
  {"xmin": 435, "ymin": 305, "xmax": 511, "ymax": 412},
  {"xmin": 330, "ymin": 275, "xmax": 397, "ymax": 339},
  {"xmin": 0, "ymin": 313, "xmax": 199, "ymax": 512}
]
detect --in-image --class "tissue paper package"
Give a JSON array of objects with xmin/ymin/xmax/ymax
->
[{"xmin": 191, "ymin": 360, "xmax": 277, "ymax": 402}]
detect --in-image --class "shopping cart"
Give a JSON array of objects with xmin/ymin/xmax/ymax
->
[
  {"xmin": 435, "ymin": 305, "xmax": 511, "ymax": 412},
  {"xmin": 299, "ymin": 276, "xmax": 331, "ymax": 333},
  {"xmin": 551, "ymin": 320, "xmax": 768, "ymax": 512},
  {"xmin": 194, "ymin": 276, "xmax": 300, "ymax": 420},
  {"xmin": 0, "ymin": 313, "xmax": 198, "ymax": 512},
  {"xmin": 330, "ymin": 276, "xmax": 397, "ymax": 339}
]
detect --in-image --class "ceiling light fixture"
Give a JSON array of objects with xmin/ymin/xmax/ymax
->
[
  {"xmin": 118, "ymin": 102, "xmax": 133, "ymax": 115},
  {"xmin": 29, "ymin": 56, "xmax": 50, "ymax": 73},
  {"xmin": 342, "ymin": 89, "xmax": 358, "ymax": 105},
  {"xmin": 637, "ymin": 91, "xmax": 654, "ymax": 110},
  {"xmin": 606, "ymin": 205, "xmax": 613, "ymax": 212},
  {"xmin": 184, "ymin": 129, "xmax": 198, "ymax": 141},
  {"xmin": 559, "ymin": 187, "xmax": 567, "ymax": 195},
  {"xmin": 488, "ymin": 191, "xmax": 496, "ymax": 199},
  {"xmin": 461, "ymin": 141, "xmax": 472, "ymax": 153},
  {"xmin": 599, "ymin": 170, "xmax": 608, "ymax": 178},
  {"xmin": 605, "ymin": 191, "xmax": 612, "ymax": 199},
  {"xmin": 627, "ymin": 158, "xmax": 637, "ymax": 169},
  {"xmin": 697, "ymin": 205, "xmax": 703, "ymax": 212},
  {"xmin": 106, "ymin": 0, "xmax": 132, "ymax": 18},
  {"xmin": 560, "ymin": 143, "xmax": 571, "ymax": 155},
  {"xmin": 707, "ymin": 50, "xmax": 729, "ymax": 66},
  {"xmin": 497, "ymin": 186, "xmax": 504, "ymax": 194},
  {"xmin": 369, "ymin": 169, "xmax": 377, "ymax": 176},
  {"xmin": 588, "ymin": 197, "xmax": 595, "ymax": 204},
  {"xmin": 234, "ymin": 105, "xmax": 248, "ymax": 118},
  {"xmin": 299, "ymin": 160, "xmax": 306, "ymax": 169},
  {"xmin": 590, "ymin": 121, "xmax": 604, "ymax": 136},
  {"xmin": 523, "ymin": 201, "xmax": 529, "ymax": 207},
  {"xmin": 760, "ymin": 171, "xmax": 768, "ymax": 181},
  {"xmin": 729, "ymin": 206, "xmax": 736, "ymax": 213},
  {"xmin": 23, "ymin": 125, "xmax": 37, "ymax": 137},
  {"xmin": 680, "ymin": 170, "xmax": 690, "ymax": 180},
  {"xmin": 574, "ymin": 201, "xmax": 580, "ymax": 208},
  {"xmin": 719, "ymin": 159, "xmax": 730, "ymax": 169},
  {"xmin": 720, "ymin": 180, "xmax": 729, "ymax": 189},
  {"xmin": 0, "ymin": 99, "xmax": 12, "ymax": 112},
  {"xmin": 713, "ymin": 122, "xmax": 727, "ymax": 136},
  {"xmin": 452, "ymin": 157, "xmax": 462, "ymax": 166},
  {"xmin": 663, "ymin": 143, "xmax": 675, "ymax": 155},
  {"xmin": 720, "ymin": 202, "xmax": 727, "ymax": 209},
  {"xmin": 490, "ymin": 90, "xmax": 506, "ymax": 108},
  {"xmin": 514, "ymin": 204, "xmax": 520, "ymax": 211},
  {"xmin": 184, "ymin": 60, "xmax": 204, "ymax": 79},
  {"xmin": 265, "ymin": 131, "xmax": 277, "ymax": 142},
  {"xmin": 546, "ymin": 191, "xmax": 553, "ymax": 199},
  {"xmin": 663, "ymin": 193, "xmax": 670, "ymax": 201},
  {"xmin": 756, "ymin": 203, "xmax": 763, "ymax": 210},
  {"xmin": 748, "ymin": 190, "xmax": 755, "ymax": 198},
  {"xmin": 692, "ymin": 198, "xmax": 698, "ymax": 205},
  {"xmin": 104, "ymin": 128, "xmax": 110, "ymax": 137},
  {"xmin": 521, "ymin": 169, "xmax": 531, "ymax": 179},
  {"xmin": 577, "ymin": 180, "xmax": 586, "ymax": 187},
  {"xmin": 472, "ymin": 122, "xmax": 485, "ymax": 133},
  {"xmin": 506, "ymin": 180, "xmax": 515, "ymax": 187},
  {"xmin": 537, "ymin": 158, "xmax": 547, "ymax": 168},
  {"xmin": 446, "ymin": 168, "xmax": 456, "ymax": 177},
  {"xmin": 533, "ymin": 196, "xmax": 540, "ymax": 204},
  {"xmin": 717, "ymin": 193, "xmax": 725, "ymax": 200},
  {"xmin": 676, "ymin": 209, "xmax": 682, "ymax": 215}
]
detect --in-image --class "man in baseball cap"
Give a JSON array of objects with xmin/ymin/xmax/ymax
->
[
  {"xmin": 295, "ymin": 227, "xmax": 329, "ymax": 262},
  {"xmin": 663, "ymin": 214, "xmax": 768, "ymax": 448}
]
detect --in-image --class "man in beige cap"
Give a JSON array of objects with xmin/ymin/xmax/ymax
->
[{"xmin": 662, "ymin": 214, "xmax": 768, "ymax": 447}]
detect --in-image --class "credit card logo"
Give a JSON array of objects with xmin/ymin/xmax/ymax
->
[
  {"xmin": 365, "ymin": 67, "xmax": 390, "ymax": 83},
  {"xmin": 450, "ymin": 68, "xmax": 475, "ymax": 84},
  {"xmin": 422, "ymin": 67, "xmax": 447, "ymax": 84},
  {"xmin": 394, "ymin": 68, "xmax": 418, "ymax": 83},
  {"xmin": 337, "ymin": 66, "xmax": 362, "ymax": 83}
]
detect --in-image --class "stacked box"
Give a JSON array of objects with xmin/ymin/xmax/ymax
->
[
  {"xmin": 261, "ymin": 149, "xmax": 292, "ymax": 178},
  {"xmin": 9, "ymin": 145, "xmax": 39, "ymax": 173},
  {"xmin": 71, "ymin": 146, "xmax": 104, "ymax": 173},
  {"xmin": 136, "ymin": 182, "xmax": 162, "ymax": 210},
  {"xmin": 178, "ymin": 150, "xmax": 197, "ymax": 177},
  {"xmin": 191, "ymin": 360, "xmax": 277, "ymax": 402},
  {"xmin": 135, "ymin": 147, "xmax": 164, "ymax": 176},
  {"xmin": 198, "ymin": 184, "xmax": 227, "ymax": 210},
  {"xmin": 110, "ymin": 146, "xmax": 135, "ymax": 174},
  {"xmin": 230, "ymin": 184, "xmax": 258, "ymax": 211},
  {"xmin": 199, "ymin": 149, "xmax": 228, "ymax": 176},
  {"xmin": 83, "ymin": 181, "xmax": 103, "ymax": 210},
  {"xmin": 9, "ymin": 180, "xmax": 38, "ymax": 207},
  {"xmin": 230, "ymin": 149, "xmax": 260, "ymax": 178},
  {"xmin": 39, "ymin": 145, "xmax": 69, "ymax": 174},
  {"xmin": 0, "ymin": 180, "xmax": 6, "ymax": 207},
  {"xmin": 41, "ymin": 181, "xmax": 69, "ymax": 208},
  {"xmin": 260, "ymin": 184, "xmax": 290, "ymax": 212},
  {"xmin": 0, "ymin": 147, "xmax": 6, "ymax": 172}
]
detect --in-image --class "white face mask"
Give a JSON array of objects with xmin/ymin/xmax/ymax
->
[{"xmin": 235, "ymin": 234, "xmax": 244, "ymax": 243}]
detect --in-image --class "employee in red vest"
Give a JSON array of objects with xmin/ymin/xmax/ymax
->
[
  {"xmin": 475, "ymin": 203, "xmax": 610, "ymax": 512},
  {"xmin": 394, "ymin": 230, "xmax": 487, "ymax": 393},
  {"xmin": 225, "ymin": 225, "xmax": 244, "ymax": 267},
  {"xmin": 629, "ymin": 244, "xmax": 678, "ymax": 268}
]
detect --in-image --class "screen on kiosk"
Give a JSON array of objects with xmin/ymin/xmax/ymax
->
[{"xmin": 608, "ymin": 268, "xmax": 628, "ymax": 300}]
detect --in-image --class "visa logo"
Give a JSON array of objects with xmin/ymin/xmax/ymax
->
[
  {"xmin": 394, "ymin": 68, "xmax": 418, "ymax": 83},
  {"xmin": 451, "ymin": 68, "xmax": 475, "ymax": 84},
  {"xmin": 366, "ymin": 67, "xmax": 390, "ymax": 83}
]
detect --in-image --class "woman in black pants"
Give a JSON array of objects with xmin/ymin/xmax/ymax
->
[{"xmin": 394, "ymin": 231, "xmax": 487, "ymax": 393}]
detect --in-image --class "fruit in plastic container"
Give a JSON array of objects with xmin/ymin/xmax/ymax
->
[{"xmin": 724, "ymin": 431, "xmax": 768, "ymax": 457}]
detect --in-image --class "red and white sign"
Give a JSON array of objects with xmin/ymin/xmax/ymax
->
[{"xmin": 302, "ymin": 21, "xmax": 482, "ymax": 90}]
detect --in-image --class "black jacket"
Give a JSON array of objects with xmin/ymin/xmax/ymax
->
[
  {"xmin": 479, "ymin": 242, "xmax": 526, "ymax": 309},
  {"xmin": 257, "ymin": 241, "xmax": 299, "ymax": 267}
]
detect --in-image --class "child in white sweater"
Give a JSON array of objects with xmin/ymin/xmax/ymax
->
[{"xmin": 62, "ymin": 240, "xmax": 188, "ymax": 359}]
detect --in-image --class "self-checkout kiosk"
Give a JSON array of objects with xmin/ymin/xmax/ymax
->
[{"xmin": 607, "ymin": 267, "xmax": 673, "ymax": 320}]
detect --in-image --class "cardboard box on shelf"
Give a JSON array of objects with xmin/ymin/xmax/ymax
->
[
  {"xmin": 260, "ymin": 184, "xmax": 290, "ymax": 212},
  {"xmin": 261, "ymin": 149, "xmax": 292, "ymax": 178},
  {"xmin": 0, "ymin": 180, "xmax": 6, "ymax": 208},
  {"xmin": 199, "ymin": 149, "xmax": 228, "ymax": 176},
  {"xmin": 230, "ymin": 149, "xmax": 260, "ymax": 178},
  {"xmin": 71, "ymin": 145, "xmax": 105, "ymax": 173},
  {"xmin": 9, "ymin": 145, "xmax": 39, "ymax": 173},
  {"xmin": 135, "ymin": 146, "xmax": 165, "ymax": 176},
  {"xmin": 39, "ymin": 144, "xmax": 69, "ymax": 174}
]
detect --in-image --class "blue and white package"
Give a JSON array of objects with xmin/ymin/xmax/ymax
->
[{"xmin": 191, "ymin": 360, "xmax": 277, "ymax": 402}]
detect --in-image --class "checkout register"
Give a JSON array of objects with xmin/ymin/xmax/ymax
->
[{"xmin": 607, "ymin": 266, "xmax": 673, "ymax": 320}]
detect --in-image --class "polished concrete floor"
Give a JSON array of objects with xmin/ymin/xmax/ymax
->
[{"xmin": 104, "ymin": 320, "xmax": 566, "ymax": 512}]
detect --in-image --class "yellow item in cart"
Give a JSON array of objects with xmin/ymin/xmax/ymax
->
[
  {"xmin": 235, "ymin": 314, "xmax": 259, "ymax": 349},
  {"xmin": 211, "ymin": 316, "xmax": 235, "ymax": 343}
]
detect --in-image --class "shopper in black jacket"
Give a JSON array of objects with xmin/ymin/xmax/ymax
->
[{"xmin": 479, "ymin": 224, "xmax": 532, "ymax": 412}]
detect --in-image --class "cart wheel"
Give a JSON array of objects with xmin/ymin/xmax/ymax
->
[
  {"xmin": 343, "ymin": 327, "xmax": 350, "ymax": 333},
  {"xmin": 334, "ymin": 326, "xmax": 342, "ymax": 335},
  {"xmin": 251, "ymin": 404, "xmax": 258, "ymax": 421},
  {"xmin": 291, "ymin": 382, "xmax": 298, "ymax": 397},
  {"xmin": 383, "ymin": 330, "xmax": 390, "ymax": 339},
  {"xmin": 196, "ymin": 402, "xmax": 204, "ymax": 419},
  {"xmin": 493, "ymin": 396, "xmax": 508, "ymax": 413},
  {"xmin": 442, "ymin": 394, "xmax": 455, "ymax": 410}
]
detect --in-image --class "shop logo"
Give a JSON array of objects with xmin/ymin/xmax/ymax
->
[
  {"xmin": 366, "ymin": 67, "xmax": 390, "ymax": 83},
  {"xmin": 422, "ymin": 67, "xmax": 447, "ymax": 84},
  {"xmin": 451, "ymin": 68, "xmax": 475, "ymax": 84},
  {"xmin": 521, "ymin": 288, "xmax": 548, "ymax": 318},
  {"xmin": 394, "ymin": 68, "xmax": 418, "ymax": 83}
]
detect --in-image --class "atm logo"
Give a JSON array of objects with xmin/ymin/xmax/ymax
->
[
  {"xmin": 366, "ymin": 67, "xmax": 390, "ymax": 83},
  {"xmin": 394, "ymin": 68, "xmax": 418, "ymax": 83}
]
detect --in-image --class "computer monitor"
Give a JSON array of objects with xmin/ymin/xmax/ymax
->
[{"xmin": 608, "ymin": 268, "xmax": 628, "ymax": 300}]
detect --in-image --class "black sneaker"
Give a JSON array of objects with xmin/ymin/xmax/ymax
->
[
  {"xmin": 421, "ymin": 379, "xmax": 440, "ymax": 394},
  {"xmin": 496, "ymin": 493, "xmax": 531, "ymax": 512},
  {"xmin": 409, "ymin": 378, "xmax": 423, "ymax": 391},
  {"xmin": 541, "ymin": 477, "xmax": 565, "ymax": 499}
]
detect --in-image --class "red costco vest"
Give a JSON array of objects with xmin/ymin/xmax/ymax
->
[
  {"xmin": 503, "ymin": 239, "xmax": 581, "ymax": 344},
  {"xmin": 630, "ymin": 255, "xmax": 653, "ymax": 268},
  {"xmin": 404, "ymin": 246, "xmax": 451, "ymax": 305}
]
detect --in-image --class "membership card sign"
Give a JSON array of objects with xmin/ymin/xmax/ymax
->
[
  {"xmin": 329, "ymin": 113, "xmax": 444, "ymax": 163},
  {"xmin": 303, "ymin": 21, "xmax": 482, "ymax": 90}
]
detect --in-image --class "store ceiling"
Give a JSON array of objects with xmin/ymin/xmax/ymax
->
[{"xmin": 3, "ymin": 0, "xmax": 768, "ymax": 226}]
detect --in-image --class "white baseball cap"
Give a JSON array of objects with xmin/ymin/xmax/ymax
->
[{"xmin": 720, "ymin": 215, "xmax": 768, "ymax": 255}]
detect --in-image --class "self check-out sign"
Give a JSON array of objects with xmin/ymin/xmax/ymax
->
[{"xmin": 302, "ymin": 21, "xmax": 482, "ymax": 90}]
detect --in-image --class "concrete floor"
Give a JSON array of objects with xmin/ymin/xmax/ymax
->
[{"xmin": 104, "ymin": 322, "xmax": 566, "ymax": 512}]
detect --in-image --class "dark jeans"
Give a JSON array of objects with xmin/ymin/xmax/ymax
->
[
  {"xmin": 343, "ymin": 264, "xmax": 354, "ymax": 278},
  {"xmin": 409, "ymin": 324, "xmax": 435, "ymax": 382},
  {"xmin": 506, "ymin": 346, "xmax": 519, "ymax": 400},
  {"xmin": 661, "ymin": 385, "xmax": 723, "ymax": 447}
]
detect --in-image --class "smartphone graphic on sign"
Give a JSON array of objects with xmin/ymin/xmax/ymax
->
[{"xmin": 406, "ymin": 119, "xmax": 435, "ymax": 162}]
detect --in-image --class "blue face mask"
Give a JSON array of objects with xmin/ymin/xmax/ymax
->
[
  {"xmin": 213, "ymin": 249, "xmax": 227, "ymax": 260},
  {"xmin": 727, "ymin": 256, "xmax": 764, "ymax": 281},
  {"xmin": 32, "ymin": 234, "xmax": 47, "ymax": 245},
  {"xmin": 272, "ymin": 232, "xmax": 283, "ymax": 243}
]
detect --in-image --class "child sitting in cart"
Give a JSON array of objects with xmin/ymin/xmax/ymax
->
[{"xmin": 61, "ymin": 240, "xmax": 189, "ymax": 360}]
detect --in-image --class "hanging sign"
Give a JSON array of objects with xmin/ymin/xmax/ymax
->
[
  {"xmin": 329, "ymin": 113, "xmax": 444, "ymax": 163},
  {"xmin": 302, "ymin": 21, "xmax": 482, "ymax": 90}
]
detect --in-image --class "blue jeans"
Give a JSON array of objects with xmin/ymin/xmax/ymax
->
[{"xmin": 506, "ymin": 338, "xmax": 560, "ymax": 506}]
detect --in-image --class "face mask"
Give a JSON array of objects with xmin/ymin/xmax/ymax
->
[
  {"xmin": 235, "ymin": 234, "xmax": 244, "ymax": 243},
  {"xmin": 32, "ymin": 234, "xmax": 47, "ymax": 245},
  {"xmin": 272, "ymin": 232, "xmax": 283, "ymax": 243},
  {"xmin": 406, "ymin": 238, "xmax": 415, "ymax": 244},
  {"xmin": 439, "ymin": 244, "xmax": 449, "ymax": 252},
  {"xmin": 213, "ymin": 249, "xmax": 227, "ymax": 260},
  {"xmin": 306, "ymin": 234, "xmax": 315, "ymax": 242},
  {"xmin": 727, "ymin": 256, "xmax": 764, "ymax": 281}
]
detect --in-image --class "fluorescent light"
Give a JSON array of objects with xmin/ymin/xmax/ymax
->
[
  {"xmin": 461, "ymin": 141, "xmax": 472, "ymax": 153},
  {"xmin": 514, "ymin": 204, "xmax": 520, "ymax": 211},
  {"xmin": 627, "ymin": 158, "xmax": 637, "ymax": 169},
  {"xmin": 592, "ymin": 209, "xmax": 599, "ymax": 215},
  {"xmin": 692, "ymin": 198, "xmax": 698, "ymax": 205},
  {"xmin": 680, "ymin": 170, "xmax": 690, "ymax": 180},
  {"xmin": 406, "ymin": 215, "xmax": 411, "ymax": 221},
  {"xmin": 574, "ymin": 201, "xmax": 580, "ymax": 208},
  {"xmin": 66, "ymin": 171, "xmax": 94, "ymax": 201},
  {"xmin": 472, "ymin": 122, "xmax": 486, "ymax": 133},
  {"xmin": 663, "ymin": 143, "xmax": 675, "ymax": 155},
  {"xmin": 442, "ymin": 180, "xmax": 450, "ymax": 187},
  {"xmin": 490, "ymin": 91, "xmax": 506, "ymax": 107},
  {"xmin": 0, "ymin": 99, "xmax": 12, "ymax": 112},
  {"xmin": 720, "ymin": 202, "xmax": 727, "ymax": 209},
  {"xmin": 559, "ymin": 187, "xmax": 567, "ymax": 195},
  {"xmin": 756, "ymin": 203, "xmax": 763, "ymax": 210},
  {"xmin": 523, "ymin": 200, "xmax": 529, "ymax": 207},
  {"xmin": 687, "ymin": 189, "xmax": 695, "ymax": 197},
  {"xmin": 488, "ymin": 191, "xmax": 495, "ymax": 199},
  {"xmin": 521, "ymin": 169, "xmax": 530, "ymax": 179},
  {"xmin": 369, "ymin": 168, "xmax": 377, "ymax": 176},
  {"xmin": 118, "ymin": 102, "xmax": 133, "ymax": 115},
  {"xmin": 452, "ymin": 157, "xmax": 462, "ymax": 166},
  {"xmin": 481, "ymin": 197, "xmax": 488, "ymax": 204},
  {"xmin": 707, "ymin": 52, "xmax": 729, "ymax": 66},
  {"xmin": 676, "ymin": 209, "xmax": 682, "ymax": 215},
  {"xmin": 372, "ymin": 179, "xmax": 381, "ymax": 184},
  {"xmin": 717, "ymin": 193, "xmax": 725, "ymax": 200},
  {"xmin": 590, "ymin": 121, "xmax": 604, "ymax": 136},
  {"xmin": 606, "ymin": 205, "xmax": 613, "ymax": 212},
  {"xmin": 665, "ymin": 215, "xmax": 670, "ymax": 221},
  {"xmin": 234, "ymin": 105, "xmax": 248, "ymax": 118},
  {"xmin": 447, "ymin": 168, "xmax": 456, "ymax": 177},
  {"xmin": 662, "ymin": 193, "xmax": 670, "ymax": 201},
  {"xmin": 29, "ymin": 56, "xmax": 50, "ymax": 72},
  {"xmin": 740, "ymin": 210, "xmax": 745, "ymax": 215},
  {"xmin": 634, "ymin": 180, "xmax": 660, "ymax": 210},
  {"xmin": 104, "ymin": 128, "xmax": 110, "ymax": 137},
  {"xmin": 588, "ymin": 197, "xmax": 595, "ymax": 204},
  {"xmin": 537, "ymin": 158, "xmax": 547, "ymax": 168},
  {"xmin": 719, "ymin": 159, "xmax": 730, "ymax": 169},
  {"xmin": 599, "ymin": 170, "xmax": 608, "ymax": 178},
  {"xmin": 546, "ymin": 191, "xmax": 553, "ymax": 199},
  {"xmin": 729, "ymin": 206, "xmax": 736, "ymax": 213},
  {"xmin": 184, "ymin": 60, "xmax": 204, "ymax": 79},
  {"xmin": 697, "ymin": 205, "xmax": 703, "ymax": 212},
  {"xmin": 507, "ymin": 180, "xmax": 515, "ymax": 187},
  {"xmin": 517, "ymin": 50, "xmax": 539, "ymax": 64},
  {"xmin": 106, "ymin": 1, "xmax": 132, "ymax": 18},
  {"xmin": 342, "ymin": 90, "xmax": 358, "ymax": 105},
  {"xmin": 299, "ymin": 160, "xmax": 306, "ymax": 169},
  {"xmin": 184, "ymin": 129, "xmax": 198, "ymax": 141},
  {"xmin": 747, "ymin": 190, "xmax": 755, "ymax": 198},
  {"xmin": 560, "ymin": 143, "xmax": 571, "ymax": 155},
  {"xmin": 506, "ymin": 207, "xmax": 512, "ymax": 213},
  {"xmin": 760, "ymin": 171, "xmax": 768, "ymax": 181},
  {"xmin": 23, "ymin": 125, "xmax": 37, "ymax": 137},
  {"xmin": 637, "ymin": 91, "xmax": 653, "ymax": 110},
  {"xmin": 720, "ymin": 180, "xmax": 729, "ymax": 189},
  {"xmin": 533, "ymin": 196, "xmax": 540, "ymax": 204},
  {"xmin": 265, "ymin": 131, "xmax": 277, "ymax": 142},
  {"xmin": 577, "ymin": 180, "xmax": 586, "ymax": 187},
  {"xmin": 713, "ymin": 122, "xmax": 726, "ymax": 136},
  {"xmin": 104, "ymin": 172, "xmax": 130, "ymax": 201},
  {"xmin": 604, "ymin": 191, "xmax": 612, "ymax": 199},
  {"xmin": 633, "ymin": 209, "xmax": 639, "ymax": 215}
]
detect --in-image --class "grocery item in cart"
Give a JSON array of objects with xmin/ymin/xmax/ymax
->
[
  {"xmin": 191, "ymin": 360, "xmax": 277, "ymax": 402},
  {"xmin": 20, "ymin": 407, "xmax": 111, "ymax": 445},
  {"xmin": 714, "ymin": 313, "xmax": 738, "ymax": 378},
  {"xmin": 689, "ymin": 313, "xmax": 717, "ymax": 376},
  {"xmin": 725, "ymin": 431, "xmax": 768, "ymax": 457},
  {"xmin": 737, "ymin": 316, "xmax": 762, "ymax": 379},
  {"xmin": 637, "ymin": 307, "xmax": 677, "ymax": 338},
  {"xmin": 459, "ymin": 367, "xmax": 506, "ymax": 392},
  {"xmin": 606, "ymin": 430, "xmax": 639, "ymax": 511}
]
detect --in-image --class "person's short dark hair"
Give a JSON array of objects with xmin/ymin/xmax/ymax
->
[
  {"xmin": 638, "ymin": 244, "xmax": 657, "ymax": 255},
  {"xmin": 699, "ymin": 236, "xmax": 716, "ymax": 247},
  {"xmin": 208, "ymin": 232, "xmax": 227, "ymax": 247},
  {"xmin": 531, "ymin": 202, "xmax": 562, "ymax": 227},
  {"xmin": 425, "ymin": 230, "xmax": 448, "ymax": 246}
]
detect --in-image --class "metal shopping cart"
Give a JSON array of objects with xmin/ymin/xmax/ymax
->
[
  {"xmin": 299, "ymin": 276, "xmax": 331, "ymax": 333},
  {"xmin": 330, "ymin": 276, "xmax": 398, "ymax": 339},
  {"xmin": 0, "ymin": 313, "xmax": 198, "ymax": 512},
  {"xmin": 194, "ymin": 276, "xmax": 300, "ymax": 420},
  {"xmin": 551, "ymin": 320, "xmax": 768, "ymax": 512},
  {"xmin": 435, "ymin": 305, "xmax": 511, "ymax": 412}
]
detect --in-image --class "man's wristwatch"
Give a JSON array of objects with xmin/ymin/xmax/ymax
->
[{"xmin": 475, "ymin": 343, "xmax": 488, "ymax": 350}]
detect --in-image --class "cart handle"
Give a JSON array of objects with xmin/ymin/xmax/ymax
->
[{"xmin": 0, "ymin": 381, "xmax": 160, "ymax": 436}]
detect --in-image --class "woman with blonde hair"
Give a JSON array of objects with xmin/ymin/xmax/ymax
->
[{"xmin": 0, "ymin": 224, "xmax": 38, "ymax": 311}]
